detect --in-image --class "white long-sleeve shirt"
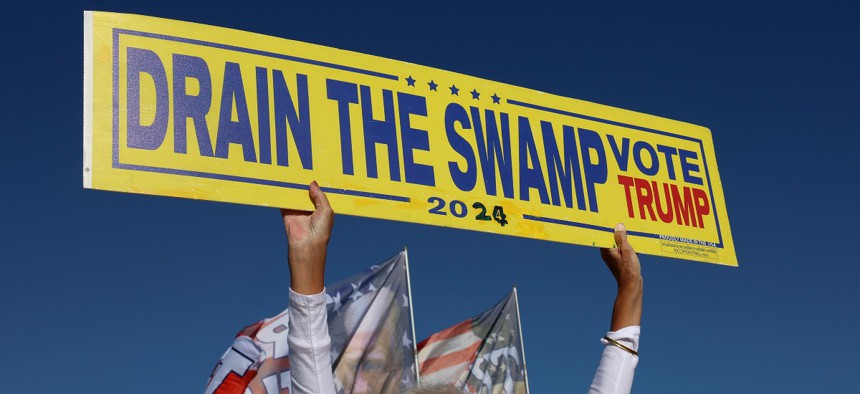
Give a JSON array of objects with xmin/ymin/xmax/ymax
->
[
  {"xmin": 588, "ymin": 326, "xmax": 640, "ymax": 393},
  {"xmin": 288, "ymin": 289, "xmax": 639, "ymax": 394},
  {"xmin": 288, "ymin": 289, "xmax": 337, "ymax": 394}
]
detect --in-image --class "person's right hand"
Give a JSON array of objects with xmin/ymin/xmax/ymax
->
[
  {"xmin": 600, "ymin": 223, "xmax": 643, "ymax": 331},
  {"xmin": 281, "ymin": 181, "xmax": 334, "ymax": 295}
]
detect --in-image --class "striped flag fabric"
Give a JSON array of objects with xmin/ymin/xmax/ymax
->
[
  {"xmin": 204, "ymin": 252, "xmax": 417, "ymax": 394},
  {"xmin": 417, "ymin": 290, "xmax": 528, "ymax": 394}
]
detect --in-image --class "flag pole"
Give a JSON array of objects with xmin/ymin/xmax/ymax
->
[
  {"xmin": 513, "ymin": 286, "xmax": 530, "ymax": 394},
  {"xmin": 404, "ymin": 247, "xmax": 421, "ymax": 383}
]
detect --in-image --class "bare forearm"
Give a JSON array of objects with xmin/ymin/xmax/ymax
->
[
  {"xmin": 610, "ymin": 278, "xmax": 643, "ymax": 331},
  {"xmin": 288, "ymin": 244, "xmax": 327, "ymax": 295}
]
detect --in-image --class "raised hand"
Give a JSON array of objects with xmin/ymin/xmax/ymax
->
[
  {"xmin": 600, "ymin": 223, "xmax": 643, "ymax": 331},
  {"xmin": 281, "ymin": 181, "xmax": 334, "ymax": 295}
]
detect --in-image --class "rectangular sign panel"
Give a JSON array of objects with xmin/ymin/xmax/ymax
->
[{"xmin": 84, "ymin": 12, "xmax": 737, "ymax": 266}]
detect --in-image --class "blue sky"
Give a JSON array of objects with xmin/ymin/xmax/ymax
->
[{"xmin": 1, "ymin": 1, "xmax": 858, "ymax": 392}]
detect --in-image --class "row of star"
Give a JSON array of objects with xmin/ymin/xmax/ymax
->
[{"xmin": 404, "ymin": 75, "xmax": 502, "ymax": 104}]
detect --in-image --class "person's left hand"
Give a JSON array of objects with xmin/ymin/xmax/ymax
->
[{"xmin": 281, "ymin": 181, "xmax": 334, "ymax": 295}]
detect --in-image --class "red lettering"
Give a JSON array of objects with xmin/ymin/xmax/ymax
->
[
  {"xmin": 634, "ymin": 178, "xmax": 656, "ymax": 221},
  {"xmin": 619, "ymin": 176, "xmax": 711, "ymax": 228},
  {"xmin": 653, "ymin": 181, "xmax": 674, "ymax": 224},
  {"xmin": 617, "ymin": 175, "xmax": 635, "ymax": 218},
  {"xmin": 670, "ymin": 184, "xmax": 697, "ymax": 227},
  {"xmin": 693, "ymin": 188, "xmax": 710, "ymax": 229}
]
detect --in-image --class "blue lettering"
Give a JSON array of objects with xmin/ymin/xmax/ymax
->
[
  {"xmin": 256, "ymin": 67, "xmax": 271, "ymax": 164},
  {"xmin": 215, "ymin": 62, "xmax": 256, "ymax": 162},
  {"xmin": 656, "ymin": 144, "xmax": 678, "ymax": 180},
  {"xmin": 360, "ymin": 86, "xmax": 400, "ymax": 181},
  {"xmin": 607, "ymin": 135, "xmax": 630, "ymax": 172},
  {"xmin": 326, "ymin": 79, "xmax": 359, "ymax": 175},
  {"xmin": 126, "ymin": 48, "xmax": 168, "ymax": 150},
  {"xmin": 518, "ymin": 117, "xmax": 549, "ymax": 204},
  {"xmin": 398, "ymin": 92, "xmax": 435, "ymax": 186},
  {"xmin": 633, "ymin": 141, "xmax": 658, "ymax": 176},
  {"xmin": 470, "ymin": 108, "xmax": 514, "ymax": 198},
  {"xmin": 273, "ymin": 71, "xmax": 312, "ymax": 169},
  {"xmin": 679, "ymin": 149, "xmax": 703, "ymax": 185},
  {"xmin": 578, "ymin": 128, "xmax": 607, "ymax": 212},
  {"xmin": 172, "ymin": 54, "xmax": 214, "ymax": 156},
  {"xmin": 542, "ymin": 123, "xmax": 586, "ymax": 210},
  {"xmin": 445, "ymin": 103, "xmax": 476, "ymax": 192}
]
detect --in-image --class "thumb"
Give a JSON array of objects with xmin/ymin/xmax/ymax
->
[
  {"xmin": 613, "ymin": 223, "xmax": 628, "ymax": 250},
  {"xmin": 308, "ymin": 181, "xmax": 332, "ymax": 212}
]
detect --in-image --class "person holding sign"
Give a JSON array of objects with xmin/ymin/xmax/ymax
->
[
  {"xmin": 281, "ymin": 181, "xmax": 337, "ymax": 394},
  {"xmin": 281, "ymin": 183, "xmax": 641, "ymax": 394},
  {"xmin": 590, "ymin": 223, "xmax": 642, "ymax": 394}
]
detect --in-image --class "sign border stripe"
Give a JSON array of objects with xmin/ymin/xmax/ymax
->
[{"xmin": 114, "ymin": 29, "xmax": 400, "ymax": 80}]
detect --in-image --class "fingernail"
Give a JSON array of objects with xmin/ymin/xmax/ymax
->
[{"xmin": 616, "ymin": 223, "xmax": 626, "ymax": 231}]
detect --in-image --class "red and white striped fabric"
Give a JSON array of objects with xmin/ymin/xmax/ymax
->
[
  {"xmin": 417, "ymin": 291, "xmax": 527, "ymax": 394},
  {"xmin": 417, "ymin": 319, "xmax": 483, "ymax": 385}
]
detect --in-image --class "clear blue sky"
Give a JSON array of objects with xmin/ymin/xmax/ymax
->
[{"xmin": 1, "ymin": 1, "xmax": 858, "ymax": 392}]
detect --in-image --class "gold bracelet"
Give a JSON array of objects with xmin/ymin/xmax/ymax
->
[{"xmin": 603, "ymin": 336, "xmax": 638, "ymax": 357}]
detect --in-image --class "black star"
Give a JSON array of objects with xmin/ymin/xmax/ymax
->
[
  {"xmin": 491, "ymin": 93, "xmax": 501, "ymax": 104},
  {"xmin": 428, "ymin": 80, "xmax": 438, "ymax": 91},
  {"xmin": 471, "ymin": 89, "xmax": 480, "ymax": 100},
  {"xmin": 406, "ymin": 75, "xmax": 416, "ymax": 87},
  {"xmin": 450, "ymin": 84, "xmax": 459, "ymax": 96}
]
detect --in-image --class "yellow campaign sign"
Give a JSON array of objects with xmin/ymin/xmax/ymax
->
[{"xmin": 84, "ymin": 11, "xmax": 737, "ymax": 266}]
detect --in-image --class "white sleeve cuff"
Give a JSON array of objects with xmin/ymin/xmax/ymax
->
[
  {"xmin": 602, "ymin": 325, "xmax": 640, "ymax": 352},
  {"xmin": 289, "ymin": 288, "xmax": 328, "ymax": 308},
  {"xmin": 589, "ymin": 326, "xmax": 640, "ymax": 393}
]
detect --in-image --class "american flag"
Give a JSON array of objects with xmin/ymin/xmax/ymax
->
[
  {"xmin": 417, "ymin": 290, "xmax": 528, "ymax": 394},
  {"xmin": 205, "ymin": 252, "xmax": 417, "ymax": 394}
]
